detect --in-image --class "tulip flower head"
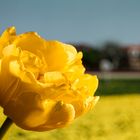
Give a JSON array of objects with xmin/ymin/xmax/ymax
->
[{"xmin": 0, "ymin": 27, "xmax": 99, "ymax": 131}]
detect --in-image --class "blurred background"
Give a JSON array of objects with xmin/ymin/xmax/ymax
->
[{"xmin": 0, "ymin": 0, "xmax": 140, "ymax": 140}]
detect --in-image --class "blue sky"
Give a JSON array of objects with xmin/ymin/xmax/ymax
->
[{"xmin": 0, "ymin": 0, "xmax": 140, "ymax": 45}]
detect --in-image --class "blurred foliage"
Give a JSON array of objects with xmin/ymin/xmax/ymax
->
[
  {"xmin": 73, "ymin": 41, "xmax": 130, "ymax": 71},
  {"xmin": 101, "ymin": 42, "xmax": 129, "ymax": 70},
  {"xmin": 82, "ymin": 49, "xmax": 101, "ymax": 71},
  {"xmin": 95, "ymin": 79, "xmax": 140, "ymax": 96},
  {"xmin": 72, "ymin": 43, "xmax": 101, "ymax": 71}
]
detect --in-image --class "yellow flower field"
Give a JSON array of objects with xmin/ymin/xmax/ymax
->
[{"xmin": 1, "ymin": 94, "xmax": 140, "ymax": 140}]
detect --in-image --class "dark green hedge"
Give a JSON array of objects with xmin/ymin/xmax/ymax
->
[{"xmin": 95, "ymin": 79, "xmax": 140, "ymax": 96}]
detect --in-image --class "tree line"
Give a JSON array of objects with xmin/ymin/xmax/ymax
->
[{"xmin": 72, "ymin": 42, "xmax": 130, "ymax": 71}]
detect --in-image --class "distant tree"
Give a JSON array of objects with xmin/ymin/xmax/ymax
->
[
  {"xmin": 70, "ymin": 42, "xmax": 129, "ymax": 71},
  {"xmin": 72, "ymin": 43, "xmax": 101, "ymax": 71},
  {"xmin": 82, "ymin": 49, "xmax": 101, "ymax": 71},
  {"xmin": 101, "ymin": 41, "xmax": 129, "ymax": 70}
]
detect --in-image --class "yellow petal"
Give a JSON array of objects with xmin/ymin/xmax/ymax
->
[
  {"xmin": 45, "ymin": 41, "xmax": 77, "ymax": 71},
  {"xmin": 2, "ymin": 45, "xmax": 19, "ymax": 57},
  {"xmin": 0, "ymin": 26, "xmax": 16, "ymax": 45},
  {"xmin": 13, "ymin": 32, "xmax": 46, "ymax": 58},
  {"xmin": 72, "ymin": 74, "xmax": 98, "ymax": 96},
  {"xmin": 4, "ymin": 91, "xmax": 75, "ymax": 131},
  {"xmin": 72, "ymin": 96, "xmax": 99, "ymax": 117},
  {"xmin": 64, "ymin": 52, "xmax": 85, "ymax": 82},
  {"xmin": 38, "ymin": 100, "xmax": 75, "ymax": 131},
  {"xmin": 0, "ymin": 27, "xmax": 16, "ymax": 57},
  {"xmin": 44, "ymin": 71, "xmax": 66, "ymax": 86},
  {"xmin": 1, "ymin": 45, "xmax": 35, "ymax": 84},
  {"xmin": 0, "ymin": 59, "xmax": 1, "ymax": 73},
  {"xmin": 0, "ymin": 57, "xmax": 20, "ymax": 107}
]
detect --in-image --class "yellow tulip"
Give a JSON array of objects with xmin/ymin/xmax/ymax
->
[{"xmin": 0, "ymin": 27, "xmax": 99, "ymax": 131}]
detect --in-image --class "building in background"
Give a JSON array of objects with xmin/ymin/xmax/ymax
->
[{"xmin": 127, "ymin": 45, "xmax": 140, "ymax": 70}]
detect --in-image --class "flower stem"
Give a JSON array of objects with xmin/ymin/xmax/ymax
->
[{"xmin": 0, "ymin": 117, "xmax": 13, "ymax": 139}]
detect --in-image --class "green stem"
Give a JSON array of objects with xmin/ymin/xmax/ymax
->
[{"xmin": 0, "ymin": 117, "xmax": 13, "ymax": 139}]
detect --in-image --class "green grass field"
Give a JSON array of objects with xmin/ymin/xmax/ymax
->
[
  {"xmin": 1, "ymin": 94, "xmax": 140, "ymax": 140},
  {"xmin": 95, "ymin": 79, "xmax": 140, "ymax": 96}
]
